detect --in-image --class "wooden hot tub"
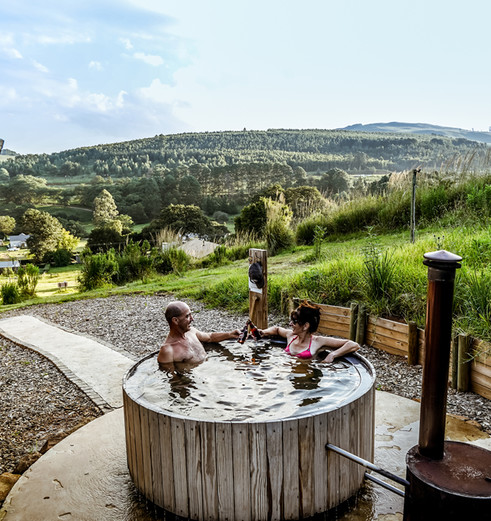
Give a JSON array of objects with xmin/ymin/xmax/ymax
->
[{"xmin": 123, "ymin": 349, "xmax": 375, "ymax": 521}]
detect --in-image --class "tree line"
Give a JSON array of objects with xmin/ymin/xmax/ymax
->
[{"xmin": 1, "ymin": 129, "xmax": 486, "ymax": 182}]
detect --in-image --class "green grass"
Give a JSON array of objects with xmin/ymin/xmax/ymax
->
[
  {"xmin": 40, "ymin": 205, "xmax": 93, "ymax": 223},
  {"xmin": 2, "ymin": 193, "xmax": 491, "ymax": 349}
]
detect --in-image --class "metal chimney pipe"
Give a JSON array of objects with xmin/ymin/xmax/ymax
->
[{"xmin": 418, "ymin": 250, "xmax": 461, "ymax": 459}]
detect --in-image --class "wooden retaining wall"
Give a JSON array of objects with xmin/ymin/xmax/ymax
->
[{"xmin": 312, "ymin": 302, "xmax": 491, "ymax": 401}]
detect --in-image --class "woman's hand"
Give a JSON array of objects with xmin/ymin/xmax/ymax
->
[{"xmin": 324, "ymin": 351, "xmax": 336, "ymax": 364}]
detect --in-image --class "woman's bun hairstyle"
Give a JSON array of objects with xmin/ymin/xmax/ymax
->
[{"xmin": 297, "ymin": 300, "xmax": 321, "ymax": 333}]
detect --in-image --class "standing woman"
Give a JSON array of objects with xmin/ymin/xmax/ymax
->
[{"xmin": 259, "ymin": 301, "xmax": 359, "ymax": 363}]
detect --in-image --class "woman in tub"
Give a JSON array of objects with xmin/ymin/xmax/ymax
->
[{"xmin": 260, "ymin": 301, "xmax": 359, "ymax": 363}]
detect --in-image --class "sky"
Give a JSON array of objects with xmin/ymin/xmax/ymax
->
[{"xmin": 1, "ymin": 0, "xmax": 490, "ymax": 155}]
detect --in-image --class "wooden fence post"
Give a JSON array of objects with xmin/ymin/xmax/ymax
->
[
  {"xmin": 407, "ymin": 321, "xmax": 419, "ymax": 365},
  {"xmin": 349, "ymin": 303, "xmax": 358, "ymax": 341},
  {"xmin": 355, "ymin": 304, "xmax": 367, "ymax": 345},
  {"xmin": 248, "ymin": 249, "xmax": 268, "ymax": 329},
  {"xmin": 450, "ymin": 336, "xmax": 459, "ymax": 389},
  {"xmin": 457, "ymin": 334, "xmax": 472, "ymax": 392}
]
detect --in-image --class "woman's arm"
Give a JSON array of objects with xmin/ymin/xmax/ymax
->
[
  {"xmin": 314, "ymin": 337, "xmax": 359, "ymax": 363},
  {"xmin": 258, "ymin": 325, "xmax": 291, "ymax": 338}
]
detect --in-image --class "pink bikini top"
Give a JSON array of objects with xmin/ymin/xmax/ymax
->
[{"xmin": 284, "ymin": 336, "xmax": 313, "ymax": 359}]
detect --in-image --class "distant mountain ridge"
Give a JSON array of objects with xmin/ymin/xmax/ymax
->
[{"xmin": 340, "ymin": 122, "xmax": 491, "ymax": 144}]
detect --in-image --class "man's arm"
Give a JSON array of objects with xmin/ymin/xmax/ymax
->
[{"xmin": 195, "ymin": 329, "xmax": 241, "ymax": 343}]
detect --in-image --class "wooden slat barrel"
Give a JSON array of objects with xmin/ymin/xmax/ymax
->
[{"xmin": 123, "ymin": 353, "xmax": 375, "ymax": 521}]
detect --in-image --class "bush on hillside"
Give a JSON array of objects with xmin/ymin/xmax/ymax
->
[
  {"xmin": 17, "ymin": 264, "xmax": 40, "ymax": 298},
  {"xmin": 1, "ymin": 282, "xmax": 22, "ymax": 305},
  {"xmin": 115, "ymin": 241, "xmax": 154, "ymax": 283},
  {"xmin": 154, "ymin": 247, "xmax": 190, "ymax": 276},
  {"xmin": 78, "ymin": 251, "xmax": 119, "ymax": 291}
]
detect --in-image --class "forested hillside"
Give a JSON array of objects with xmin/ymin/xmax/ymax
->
[
  {"xmin": 1, "ymin": 128, "xmax": 489, "ymax": 228},
  {"xmin": 2, "ymin": 128, "xmax": 487, "ymax": 179}
]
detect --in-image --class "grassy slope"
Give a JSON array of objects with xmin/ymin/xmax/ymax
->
[
  {"xmin": 1, "ymin": 219, "xmax": 489, "ymax": 345},
  {"xmin": 0, "ymin": 225, "xmax": 452, "ymax": 314}
]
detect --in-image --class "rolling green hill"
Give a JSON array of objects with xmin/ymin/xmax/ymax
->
[
  {"xmin": 341, "ymin": 122, "xmax": 491, "ymax": 145},
  {"xmin": 2, "ymin": 128, "xmax": 487, "ymax": 181}
]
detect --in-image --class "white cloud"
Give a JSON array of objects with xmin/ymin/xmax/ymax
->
[
  {"xmin": 119, "ymin": 37, "xmax": 133, "ymax": 50},
  {"xmin": 133, "ymin": 52, "xmax": 164, "ymax": 66},
  {"xmin": 32, "ymin": 60, "xmax": 49, "ymax": 73},
  {"xmin": 5, "ymin": 47, "xmax": 23, "ymax": 59},
  {"xmin": 116, "ymin": 91, "xmax": 127, "ymax": 108},
  {"xmin": 89, "ymin": 60, "xmax": 103, "ymax": 71},
  {"xmin": 85, "ymin": 92, "xmax": 114, "ymax": 112},
  {"xmin": 35, "ymin": 33, "xmax": 92, "ymax": 45},
  {"xmin": 138, "ymin": 78, "xmax": 174, "ymax": 103}
]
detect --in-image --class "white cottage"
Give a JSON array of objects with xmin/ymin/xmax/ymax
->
[{"xmin": 8, "ymin": 233, "xmax": 30, "ymax": 248}]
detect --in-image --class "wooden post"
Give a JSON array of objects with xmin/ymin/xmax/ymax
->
[
  {"xmin": 407, "ymin": 321, "xmax": 419, "ymax": 366},
  {"xmin": 457, "ymin": 334, "xmax": 471, "ymax": 392},
  {"xmin": 349, "ymin": 303, "xmax": 358, "ymax": 341},
  {"xmin": 355, "ymin": 305, "xmax": 367, "ymax": 346},
  {"xmin": 248, "ymin": 249, "xmax": 268, "ymax": 329},
  {"xmin": 450, "ymin": 336, "xmax": 459, "ymax": 389}
]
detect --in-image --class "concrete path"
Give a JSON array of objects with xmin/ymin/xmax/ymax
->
[
  {"xmin": 0, "ymin": 315, "xmax": 490, "ymax": 521},
  {"xmin": 0, "ymin": 315, "xmax": 134, "ymax": 409}
]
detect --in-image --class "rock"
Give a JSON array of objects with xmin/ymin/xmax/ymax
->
[
  {"xmin": 12, "ymin": 452, "xmax": 42, "ymax": 474},
  {"xmin": 0, "ymin": 472, "xmax": 20, "ymax": 501},
  {"xmin": 40, "ymin": 432, "xmax": 70, "ymax": 454}
]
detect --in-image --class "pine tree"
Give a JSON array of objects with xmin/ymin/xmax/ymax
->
[{"xmin": 93, "ymin": 189, "xmax": 119, "ymax": 226}]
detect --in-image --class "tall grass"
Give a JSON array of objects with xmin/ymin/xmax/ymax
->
[
  {"xmin": 455, "ymin": 269, "xmax": 491, "ymax": 341},
  {"xmin": 361, "ymin": 235, "xmax": 396, "ymax": 315},
  {"xmin": 295, "ymin": 171, "xmax": 491, "ymax": 244}
]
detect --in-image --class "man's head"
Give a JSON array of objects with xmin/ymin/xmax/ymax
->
[{"xmin": 165, "ymin": 301, "xmax": 193, "ymax": 332}]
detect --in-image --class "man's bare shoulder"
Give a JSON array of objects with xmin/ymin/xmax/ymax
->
[
  {"xmin": 159, "ymin": 329, "xmax": 206, "ymax": 364},
  {"xmin": 157, "ymin": 341, "xmax": 174, "ymax": 364}
]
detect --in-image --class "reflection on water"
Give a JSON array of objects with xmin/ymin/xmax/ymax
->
[{"xmin": 125, "ymin": 339, "xmax": 363, "ymax": 421}]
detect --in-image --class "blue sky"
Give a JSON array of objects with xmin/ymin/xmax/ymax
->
[{"xmin": 1, "ymin": 0, "xmax": 490, "ymax": 154}]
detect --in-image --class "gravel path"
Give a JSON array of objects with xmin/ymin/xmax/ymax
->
[{"xmin": 1, "ymin": 294, "xmax": 490, "ymax": 477}]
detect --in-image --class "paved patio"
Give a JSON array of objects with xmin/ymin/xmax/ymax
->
[{"xmin": 0, "ymin": 316, "xmax": 490, "ymax": 521}]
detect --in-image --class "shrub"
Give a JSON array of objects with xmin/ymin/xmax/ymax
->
[
  {"xmin": 46, "ymin": 248, "xmax": 73, "ymax": 267},
  {"xmin": 78, "ymin": 251, "xmax": 119, "ymax": 291},
  {"xmin": 115, "ymin": 241, "xmax": 154, "ymax": 283},
  {"xmin": 17, "ymin": 264, "xmax": 40, "ymax": 297},
  {"xmin": 205, "ymin": 245, "xmax": 229, "ymax": 267},
  {"xmin": 467, "ymin": 184, "xmax": 491, "ymax": 217},
  {"xmin": 264, "ymin": 199, "xmax": 295, "ymax": 255},
  {"xmin": 1, "ymin": 282, "xmax": 22, "ymax": 305},
  {"xmin": 418, "ymin": 185, "xmax": 449, "ymax": 222},
  {"xmin": 296, "ymin": 213, "xmax": 330, "ymax": 245},
  {"xmin": 154, "ymin": 247, "xmax": 190, "ymax": 276}
]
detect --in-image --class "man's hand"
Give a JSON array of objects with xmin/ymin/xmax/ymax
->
[{"xmin": 229, "ymin": 329, "xmax": 241, "ymax": 339}]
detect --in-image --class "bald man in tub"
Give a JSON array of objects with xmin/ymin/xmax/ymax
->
[{"xmin": 158, "ymin": 301, "xmax": 240, "ymax": 371}]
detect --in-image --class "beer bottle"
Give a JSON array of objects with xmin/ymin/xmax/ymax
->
[
  {"xmin": 237, "ymin": 322, "xmax": 249, "ymax": 344},
  {"xmin": 249, "ymin": 320, "xmax": 262, "ymax": 341}
]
